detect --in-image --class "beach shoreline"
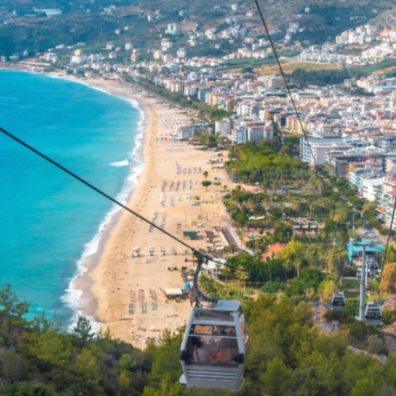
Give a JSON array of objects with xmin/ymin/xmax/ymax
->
[
  {"xmin": 81, "ymin": 78, "xmax": 196, "ymax": 347},
  {"xmin": 1, "ymin": 66, "xmax": 236, "ymax": 348},
  {"xmin": 72, "ymin": 76, "xmax": 235, "ymax": 348}
]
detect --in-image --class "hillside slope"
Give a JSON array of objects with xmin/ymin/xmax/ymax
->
[{"xmin": 0, "ymin": 0, "xmax": 394, "ymax": 58}]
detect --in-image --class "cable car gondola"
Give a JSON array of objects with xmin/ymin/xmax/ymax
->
[
  {"xmin": 364, "ymin": 302, "xmax": 382, "ymax": 326},
  {"xmin": 331, "ymin": 291, "xmax": 345, "ymax": 311},
  {"xmin": 179, "ymin": 254, "xmax": 248, "ymax": 391}
]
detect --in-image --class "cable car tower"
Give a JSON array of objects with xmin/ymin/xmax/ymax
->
[
  {"xmin": 179, "ymin": 253, "xmax": 248, "ymax": 391},
  {"xmin": 353, "ymin": 239, "xmax": 383, "ymax": 326}
]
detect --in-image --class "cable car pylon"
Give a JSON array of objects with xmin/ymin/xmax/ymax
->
[
  {"xmin": 353, "ymin": 239, "xmax": 383, "ymax": 326},
  {"xmin": 190, "ymin": 253, "xmax": 213, "ymax": 304}
]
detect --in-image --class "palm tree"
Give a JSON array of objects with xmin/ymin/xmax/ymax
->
[{"xmin": 236, "ymin": 266, "xmax": 249, "ymax": 292}]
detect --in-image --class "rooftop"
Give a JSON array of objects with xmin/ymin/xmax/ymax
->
[
  {"xmin": 262, "ymin": 243, "xmax": 288, "ymax": 260},
  {"xmin": 214, "ymin": 300, "xmax": 241, "ymax": 312}
]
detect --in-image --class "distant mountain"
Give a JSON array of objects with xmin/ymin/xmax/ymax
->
[{"xmin": 0, "ymin": 0, "xmax": 394, "ymax": 58}]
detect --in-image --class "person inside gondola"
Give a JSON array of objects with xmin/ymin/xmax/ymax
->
[
  {"xmin": 209, "ymin": 328, "xmax": 238, "ymax": 364},
  {"xmin": 216, "ymin": 329, "xmax": 233, "ymax": 363},
  {"xmin": 191, "ymin": 336, "xmax": 209, "ymax": 363}
]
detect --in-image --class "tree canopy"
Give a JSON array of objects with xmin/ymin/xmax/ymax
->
[{"xmin": 0, "ymin": 285, "xmax": 395, "ymax": 395}]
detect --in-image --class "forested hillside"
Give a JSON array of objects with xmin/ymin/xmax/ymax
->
[{"xmin": 1, "ymin": 285, "xmax": 396, "ymax": 395}]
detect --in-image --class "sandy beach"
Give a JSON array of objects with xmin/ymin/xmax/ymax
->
[{"xmin": 64, "ymin": 76, "xmax": 236, "ymax": 348}]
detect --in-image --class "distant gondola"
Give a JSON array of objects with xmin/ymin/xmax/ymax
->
[
  {"xmin": 365, "ymin": 302, "xmax": 382, "ymax": 326},
  {"xmin": 331, "ymin": 291, "xmax": 346, "ymax": 311}
]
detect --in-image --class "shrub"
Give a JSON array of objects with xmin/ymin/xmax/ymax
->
[
  {"xmin": 344, "ymin": 299, "xmax": 359, "ymax": 316},
  {"xmin": 382, "ymin": 310, "xmax": 396, "ymax": 325},
  {"xmin": 348, "ymin": 321, "xmax": 368, "ymax": 342},
  {"xmin": 261, "ymin": 281, "xmax": 284, "ymax": 293},
  {"xmin": 324, "ymin": 309, "xmax": 352, "ymax": 324},
  {"xmin": 343, "ymin": 267, "xmax": 357, "ymax": 277},
  {"xmin": 367, "ymin": 335, "xmax": 387, "ymax": 355}
]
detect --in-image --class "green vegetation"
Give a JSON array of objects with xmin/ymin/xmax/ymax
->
[
  {"xmin": 0, "ymin": 284, "xmax": 151, "ymax": 395},
  {"xmin": 145, "ymin": 295, "xmax": 396, "ymax": 395},
  {"xmin": 187, "ymin": 39, "xmax": 234, "ymax": 58},
  {"xmin": 225, "ymin": 143, "xmax": 366, "ymax": 234},
  {"xmin": 2, "ymin": 285, "xmax": 396, "ymax": 396},
  {"xmin": 380, "ymin": 264, "xmax": 396, "ymax": 296},
  {"xmin": 196, "ymin": 133, "xmax": 218, "ymax": 148},
  {"xmin": 135, "ymin": 76, "xmax": 233, "ymax": 121},
  {"xmin": 286, "ymin": 64, "xmax": 394, "ymax": 89},
  {"xmin": 0, "ymin": 14, "xmax": 119, "ymax": 57},
  {"xmin": 219, "ymin": 57, "xmax": 276, "ymax": 71},
  {"xmin": 1, "ymin": 0, "xmax": 395, "ymax": 59},
  {"xmin": 261, "ymin": 59, "xmax": 390, "ymax": 92},
  {"xmin": 221, "ymin": 142, "xmax": 385, "ymax": 307},
  {"xmin": 241, "ymin": 296, "xmax": 394, "ymax": 396},
  {"xmin": 222, "ymin": 251, "xmax": 333, "ymax": 298},
  {"xmin": 203, "ymin": 108, "xmax": 233, "ymax": 122},
  {"xmin": 258, "ymin": 61, "xmax": 339, "ymax": 76},
  {"xmin": 289, "ymin": 68, "xmax": 351, "ymax": 87},
  {"xmin": 226, "ymin": 143, "xmax": 306, "ymax": 184},
  {"xmin": 291, "ymin": 1, "xmax": 395, "ymax": 43},
  {"xmin": 283, "ymin": 59, "xmax": 396, "ymax": 85},
  {"xmin": 351, "ymin": 58, "xmax": 396, "ymax": 76},
  {"xmin": 385, "ymin": 67, "xmax": 396, "ymax": 78}
]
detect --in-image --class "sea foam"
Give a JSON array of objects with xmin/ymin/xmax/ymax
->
[{"xmin": 110, "ymin": 159, "xmax": 129, "ymax": 167}]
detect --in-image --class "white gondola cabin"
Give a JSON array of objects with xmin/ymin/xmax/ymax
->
[
  {"xmin": 179, "ymin": 300, "xmax": 248, "ymax": 391},
  {"xmin": 365, "ymin": 302, "xmax": 382, "ymax": 326},
  {"xmin": 331, "ymin": 291, "xmax": 345, "ymax": 310}
]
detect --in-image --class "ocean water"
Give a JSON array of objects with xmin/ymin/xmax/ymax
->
[{"xmin": 0, "ymin": 70, "xmax": 143, "ymax": 326}]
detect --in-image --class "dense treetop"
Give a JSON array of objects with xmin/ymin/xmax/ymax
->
[{"xmin": 1, "ymin": 285, "xmax": 396, "ymax": 395}]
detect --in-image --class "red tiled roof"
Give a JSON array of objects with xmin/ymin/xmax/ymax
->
[{"xmin": 262, "ymin": 243, "xmax": 288, "ymax": 260}]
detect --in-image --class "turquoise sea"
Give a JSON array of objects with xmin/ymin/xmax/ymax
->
[{"xmin": 0, "ymin": 70, "xmax": 142, "ymax": 326}]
